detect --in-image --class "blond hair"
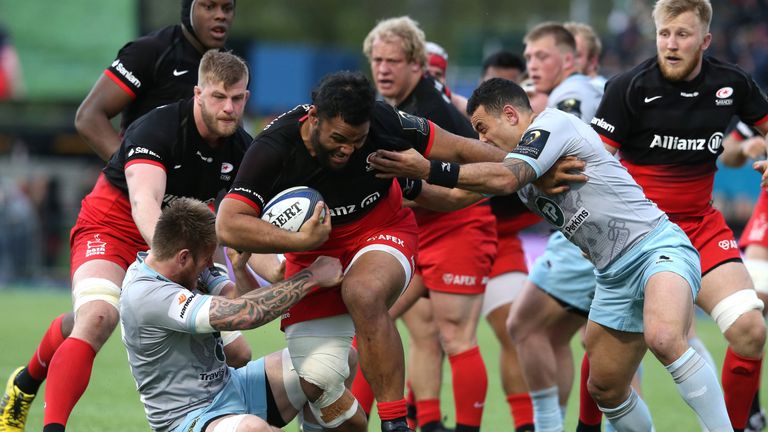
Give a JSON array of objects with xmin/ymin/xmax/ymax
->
[
  {"xmin": 198, "ymin": 50, "xmax": 249, "ymax": 88},
  {"xmin": 564, "ymin": 22, "xmax": 602, "ymax": 62},
  {"xmin": 652, "ymin": 0, "xmax": 712, "ymax": 32},
  {"xmin": 524, "ymin": 22, "xmax": 576, "ymax": 54},
  {"xmin": 363, "ymin": 16, "xmax": 427, "ymax": 67},
  {"xmin": 152, "ymin": 198, "xmax": 216, "ymax": 261}
]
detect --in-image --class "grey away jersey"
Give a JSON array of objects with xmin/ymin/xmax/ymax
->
[
  {"xmin": 547, "ymin": 73, "xmax": 604, "ymax": 123},
  {"xmin": 508, "ymin": 108, "xmax": 666, "ymax": 269},
  {"xmin": 120, "ymin": 253, "xmax": 229, "ymax": 432}
]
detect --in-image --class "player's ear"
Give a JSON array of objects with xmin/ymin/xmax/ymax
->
[
  {"xmin": 193, "ymin": 86, "xmax": 203, "ymax": 102},
  {"xmin": 502, "ymin": 104, "xmax": 519, "ymax": 125},
  {"xmin": 308, "ymin": 105, "xmax": 319, "ymax": 125},
  {"xmin": 178, "ymin": 249, "xmax": 192, "ymax": 266}
]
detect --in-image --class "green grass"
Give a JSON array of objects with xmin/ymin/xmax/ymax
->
[{"xmin": 0, "ymin": 288, "xmax": 762, "ymax": 430}]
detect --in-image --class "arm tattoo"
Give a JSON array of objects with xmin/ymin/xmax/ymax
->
[
  {"xmin": 504, "ymin": 158, "xmax": 537, "ymax": 190},
  {"xmin": 209, "ymin": 270, "xmax": 313, "ymax": 330}
]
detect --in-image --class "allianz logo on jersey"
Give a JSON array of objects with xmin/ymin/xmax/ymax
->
[
  {"xmin": 111, "ymin": 59, "xmax": 141, "ymax": 88},
  {"xmin": 649, "ymin": 132, "xmax": 723, "ymax": 154},
  {"xmin": 590, "ymin": 117, "xmax": 614, "ymax": 133},
  {"xmin": 328, "ymin": 192, "xmax": 381, "ymax": 217}
]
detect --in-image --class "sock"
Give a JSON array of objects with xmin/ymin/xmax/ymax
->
[
  {"xmin": 416, "ymin": 398, "xmax": 441, "ymax": 429},
  {"xmin": 42, "ymin": 337, "xmax": 96, "ymax": 426},
  {"xmin": 579, "ymin": 353, "xmax": 603, "ymax": 427},
  {"xmin": 722, "ymin": 347, "xmax": 762, "ymax": 430},
  {"xmin": 599, "ymin": 388, "xmax": 653, "ymax": 431},
  {"xmin": 575, "ymin": 422, "xmax": 601, "ymax": 432},
  {"xmin": 377, "ymin": 398, "xmax": 407, "ymax": 422},
  {"xmin": 688, "ymin": 335, "xmax": 717, "ymax": 372},
  {"xmin": 42, "ymin": 425, "xmax": 65, "ymax": 432},
  {"xmin": 449, "ymin": 346, "xmax": 487, "ymax": 430},
  {"xmin": 350, "ymin": 336, "xmax": 374, "ymax": 415},
  {"xmin": 26, "ymin": 314, "xmax": 67, "ymax": 383},
  {"xmin": 406, "ymin": 381, "xmax": 417, "ymax": 429},
  {"xmin": 507, "ymin": 392, "xmax": 534, "ymax": 430},
  {"xmin": 668, "ymin": 347, "xmax": 732, "ymax": 431},
  {"xmin": 531, "ymin": 386, "xmax": 563, "ymax": 432}
]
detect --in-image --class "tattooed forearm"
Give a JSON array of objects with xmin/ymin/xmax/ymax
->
[
  {"xmin": 504, "ymin": 158, "xmax": 537, "ymax": 189},
  {"xmin": 209, "ymin": 270, "xmax": 314, "ymax": 330}
]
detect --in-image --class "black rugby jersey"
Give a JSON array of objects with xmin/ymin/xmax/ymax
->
[
  {"xmin": 398, "ymin": 75, "xmax": 476, "ymax": 139},
  {"xmin": 105, "ymin": 25, "xmax": 206, "ymax": 131},
  {"xmin": 593, "ymin": 56, "xmax": 768, "ymax": 165},
  {"xmin": 226, "ymin": 101, "xmax": 433, "ymax": 225},
  {"xmin": 591, "ymin": 56, "xmax": 768, "ymax": 216},
  {"xmin": 103, "ymin": 99, "xmax": 251, "ymax": 208}
]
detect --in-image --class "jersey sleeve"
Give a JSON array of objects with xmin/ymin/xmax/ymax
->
[
  {"xmin": 737, "ymin": 72, "xmax": 768, "ymax": 126},
  {"xmin": 225, "ymin": 136, "xmax": 287, "ymax": 213},
  {"xmin": 505, "ymin": 111, "xmax": 572, "ymax": 178},
  {"xmin": 104, "ymin": 37, "xmax": 158, "ymax": 100},
  {"xmin": 591, "ymin": 73, "xmax": 634, "ymax": 149},
  {"xmin": 372, "ymin": 102, "xmax": 435, "ymax": 156},
  {"xmin": 121, "ymin": 110, "xmax": 175, "ymax": 171},
  {"xmin": 142, "ymin": 286, "xmax": 216, "ymax": 334},
  {"xmin": 197, "ymin": 265, "xmax": 231, "ymax": 296}
]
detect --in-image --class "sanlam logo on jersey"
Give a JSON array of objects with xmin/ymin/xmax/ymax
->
[
  {"xmin": 111, "ymin": 59, "xmax": 141, "ymax": 88},
  {"xmin": 590, "ymin": 117, "xmax": 614, "ymax": 133},
  {"xmin": 649, "ymin": 132, "xmax": 724, "ymax": 154}
]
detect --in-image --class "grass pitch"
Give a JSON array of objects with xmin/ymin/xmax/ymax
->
[{"xmin": 0, "ymin": 288, "xmax": 760, "ymax": 431}]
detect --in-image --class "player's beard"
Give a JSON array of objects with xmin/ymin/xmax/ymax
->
[
  {"xmin": 201, "ymin": 103, "xmax": 239, "ymax": 138},
  {"xmin": 310, "ymin": 127, "xmax": 346, "ymax": 171},
  {"xmin": 658, "ymin": 44, "xmax": 703, "ymax": 82}
]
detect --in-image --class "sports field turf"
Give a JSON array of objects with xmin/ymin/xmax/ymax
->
[{"xmin": 0, "ymin": 288, "xmax": 762, "ymax": 431}]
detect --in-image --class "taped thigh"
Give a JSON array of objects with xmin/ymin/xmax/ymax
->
[
  {"xmin": 482, "ymin": 271, "xmax": 527, "ymax": 317},
  {"xmin": 220, "ymin": 331, "xmax": 242, "ymax": 347},
  {"xmin": 710, "ymin": 289, "xmax": 765, "ymax": 333},
  {"xmin": 348, "ymin": 244, "xmax": 413, "ymax": 295},
  {"xmin": 744, "ymin": 259, "xmax": 768, "ymax": 294},
  {"xmin": 73, "ymin": 277, "xmax": 121, "ymax": 312}
]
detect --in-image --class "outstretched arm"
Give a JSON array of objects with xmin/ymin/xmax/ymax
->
[
  {"xmin": 208, "ymin": 256, "xmax": 342, "ymax": 331},
  {"xmin": 370, "ymin": 148, "xmax": 537, "ymax": 196}
]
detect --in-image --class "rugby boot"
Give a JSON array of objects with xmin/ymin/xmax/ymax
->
[
  {"xmin": 0, "ymin": 367, "xmax": 35, "ymax": 432},
  {"xmin": 382, "ymin": 418, "xmax": 413, "ymax": 432}
]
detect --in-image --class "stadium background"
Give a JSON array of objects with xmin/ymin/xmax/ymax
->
[{"xmin": 1, "ymin": 0, "xmax": 768, "ymax": 430}]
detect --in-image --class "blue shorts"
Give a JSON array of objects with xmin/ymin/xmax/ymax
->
[
  {"xmin": 173, "ymin": 358, "xmax": 268, "ymax": 432},
  {"xmin": 528, "ymin": 231, "xmax": 596, "ymax": 315},
  {"xmin": 589, "ymin": 219, "xmax": 701, "ymax": 333}
]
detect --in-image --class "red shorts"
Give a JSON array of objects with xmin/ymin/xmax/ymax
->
[
  {"xmin": 670, "ymin": 207, "xmax": 741, "ymax": 275},
  {"xmin": 281, "ymin": 183, "xmax": 419, "ymax": 329},
  {"xmin": 740, "ymin": 189, "xmax": 768, "ymax": 249},
  {"xmin": 413, "ymin": 203, "xmax": 497, "ymax": 294},
  {"xmin": 490, "ymin": 218, "xmax": 528, "ymax": 277},
  {"xmin": 69, "ymin": 174, "xmax": 146, "ymax": 279}
]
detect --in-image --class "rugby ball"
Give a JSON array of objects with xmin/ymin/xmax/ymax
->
[{"xmin": 261, "ymin": 186, "xmax": 325, "ymax": 232}]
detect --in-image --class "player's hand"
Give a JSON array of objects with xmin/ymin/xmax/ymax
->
[
  {"xmin": 534, "ymin": 156, "xmax": 588, "ymax": 194},
  {"xmin": 226, "ymin": 247, "xmax": 251, "ymax": 272},
  {"xmin": 754, "ymin": 160, "xmax": 768, "ymax": 189},
  {"xmin": 307, "ymin": 255, "xmax": 343, "ymax": 288},
  {"xmin": 370, "ymin": 148, "xmax": 430, "ymax": 179},
  {"xmin": 742, "ymin": 137, "xmax": 767, "ymax": 160},
  {"xmin": 298, "ymin": 201, "xmax": 332, "ymax": 250}
]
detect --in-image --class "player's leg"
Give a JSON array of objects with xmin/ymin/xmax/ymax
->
[
  {"xmin": 430, "ymin": 290, "xmax": 486, "ymax": 432},
  {"xmin": 547, "ymin": 309, "xmax": 587, "ymax": 419},
  {"xmin": 484, "ymin": 271, "xmax": 533, "ymax": 432},
  {"xmin": 697, "ymin": 262, "xmax": 765, "ymax": 431},
  {"xmin": 507, "ymin": 280, "xmax": 584, "ymax": 432},
  {"xmin": 400, "ymin": 293, "xmax": 447, "ymax": 431},
  {"xmin": 342, "ymin": 249, "xmax": 412, "ymax": 431},
  {"xmin": 583, "ymin": 322, "xmax": 650, "ymax": 431},
  {"xmin": 221, "ymin": 332, "xmax": 252, "ymax": 369},
  {"xmin": 0, "ymin": 312, "xmax": 73, "ymax": 431},
  {"xmin": 43, "ymin": 259, "xmax": 125, "ymax": 431}
]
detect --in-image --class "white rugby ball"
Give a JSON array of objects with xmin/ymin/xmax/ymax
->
[{"xmin": 261, "ymin": 186, "xmax": 325, "ymax": 232}]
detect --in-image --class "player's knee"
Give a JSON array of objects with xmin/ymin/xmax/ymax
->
[
  {"xmin": 644, "ymin": 329, "xmax": 685, "ymax": 364},
  {"xmin": 711, "ymin": 289, "xmax": 764, "ymax": 337},
  {"xmin": 211, "ymin": 414, "xmax": 264, "ymax": 432},
  {"xmin": 725, "ymin": 308, "xmax": 766, "ymax": 355}
]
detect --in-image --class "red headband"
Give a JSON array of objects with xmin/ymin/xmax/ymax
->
[{"xmin": 428, "ymin": 53, "xmax": 448, "ymax": 72}]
